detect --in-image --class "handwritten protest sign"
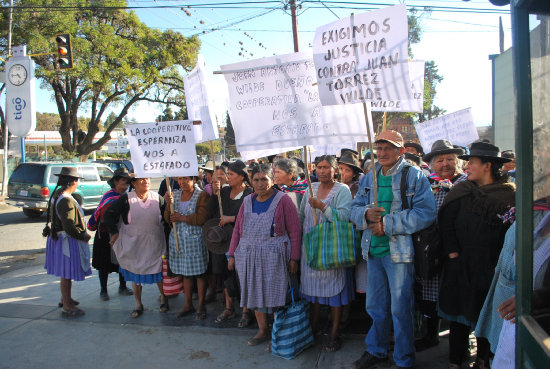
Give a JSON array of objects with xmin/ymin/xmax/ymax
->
[
  {"xmin": 239, "ymin": 146, "xmax": 302, "ymax": 161},
  {"xmin": 415, "ymin": 108, "xmax": 479, "ymax": 153},
  {"xmin": 313, "ymin": 142, "xmax": 356, "ymax": 156},
  {"xmin": 127, "ymin": 121, "xmax": 199, "ymax": 178},
  {"xmin": 184, "ymin": 55, "xmax": 219, "ymax": 143},
  {"xmin": 221, "ymin": 51, "xmax": 371, "ymax": 152},
  {"xmin": 312, "ymin": 4, "xmax": 411, "ymax": 106},
  {"xmin": 371, "ymin": 60, "xmax": 424, "ymax": 113}
]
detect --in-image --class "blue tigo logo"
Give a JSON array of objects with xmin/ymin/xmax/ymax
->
[{"xmin": 11, "ymin": 97, "xmax": 27, "ymax": 120}]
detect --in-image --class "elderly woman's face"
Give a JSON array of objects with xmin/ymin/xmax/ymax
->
[
  {"xmin": 252, "ymin": 172, "xmax": 273, "ymax": 197},
  {"xmin": 274, "ymin": 167, "xmax": 294, "ymax": 186},
  {"xmin": 177, "ymin": 176, "xmax": 195, "ymax": 192},
  {"xmin": 432, "ymin": 154, "xmax": 458, "ymax": 179},
  {"xmin": 114, "ymin": 177, "xmax": 130, "ymax": 194},
  {"xmin": 133, "ymin": 177, "xmax": 151, "ymax": 193}
]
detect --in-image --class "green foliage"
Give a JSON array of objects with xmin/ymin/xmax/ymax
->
[
  {"xmin": 224, "ymin": 112, "xmax": 236, "ymax": 147},
  {"xmin": 2, "ymin": 0, "xmax": 200, "ymax": 156},
  {"xmin": 195, "ymin": 141, "xmax": 221, "ymax": 156}
]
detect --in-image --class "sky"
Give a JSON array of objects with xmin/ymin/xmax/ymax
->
[{"xmin": 31, "ymin": 0, "xmax": 513, "ymax": 128}]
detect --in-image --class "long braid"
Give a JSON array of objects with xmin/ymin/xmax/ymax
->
[{"xmin": 42, "ymin": 177, "xmax": 74, "ymax": 240}]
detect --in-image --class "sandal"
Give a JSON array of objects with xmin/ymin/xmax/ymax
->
[
  {"xmin": 194, "ymin": 308, "xmax": 207, "ymax": 320},
  {"xmin": 247, "ymin": 333, "xmax": 270, "ymax": 346},
  {"xmin": 159, "ymin": 296, "xmax": 169, "ymax": 313},
  {"xmin": 324, "ymin": 338, "xmax": 342, "ymax": 352},
  {"xmin": 238, "ymin": 311, "xmax": 253, "ymax": 328},
  {"xmin": 61, "ymin": 308, "xmax": 85, "ymax": 317},
  {"xmin": 214, "ymin": 308, "xmax": 236, "ymax": 323},
  {"xmin": 175, "ymin": 307, "xmax": 196, "ymax": 318},
  {"xmin": 131, "ymin": 305, "xmax": 144, "ymax": 318},
  {"xmin": 58, "ymin": 299, "xmax": 80, "ymax": 308}
]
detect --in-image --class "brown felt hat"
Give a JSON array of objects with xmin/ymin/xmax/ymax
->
[
  {"xmin": 54, "ymin": 166, "xmax": 82, "ymax": 179},
  {"xmin": 338, "ymin": 149, "xmax": 363, "ymax": 173},
  {"xmin": 202, "ymin": 218, "xmax": 234, "ymax": 254},
  {"xmin": 107, "ymin": 167, "xmax": 133, "ymax": 187}
]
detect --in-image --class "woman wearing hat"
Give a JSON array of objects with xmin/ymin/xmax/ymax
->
[
  {"xmin": 438, "ymin": 142, "xmax": 516, "ymax": 369},
  {"xmin": 227, "ymin": 164, "xmax": 301, "ymax": 346},
  {"xmin": 104, "ymin": 176, "xmax": 169, "ymax": 318},
  {"xmin": 207, "ymin": 160, "xmax": 253, "ymax": 326},
  {"xmin": 164, "ymin": 176, "xmax": 210, "ymax": 320},
  {"xmin": 338, "ymin": 149, "xmax": 363, "ymax": 198},
  {"xmin": 87, "ymin": 168, "xmax": 134, "ymax": 301},
  {"xmin": 300, "ymin": 155, "xmax": 354, "ymax": 352},
  {"xmin": 42, "ymin": 167, "xmax": 92, "ymax": 317}
]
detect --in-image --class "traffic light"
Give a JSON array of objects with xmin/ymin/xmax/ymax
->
[{"xmin": 55, "ymin": 33, "xmax": 73, "ymax": 69}]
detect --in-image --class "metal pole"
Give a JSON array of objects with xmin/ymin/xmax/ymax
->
[
  {"xmin": 1, "ymin": 0, "xmax": 14, "ymax": 196},
  {"xmin": 44, "ymin": 134, "xmax": 47, "ymax": 161},
  {"xmin": 20, "ymin": 138, "xmax": 25, "ymax": 163}
]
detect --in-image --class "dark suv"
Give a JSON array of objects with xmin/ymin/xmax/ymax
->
[
  {"xmin": 7, "ymin": 162, "xmax": 113, "ymax": 218},
  {"xmin": 93, "ymin": 159, "xmax": 133, "ymax": 173}
]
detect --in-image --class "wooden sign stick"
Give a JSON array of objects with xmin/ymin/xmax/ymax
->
[
  {"xmin": 303, "ymin": 145, "xmax": 318, "ymax": 226},
  {"xmin": 362, "ymin": 102, "xmax": 378, "ymax": 207},
  {"xmin": 165, "ymin": 176, "xmax": 180, "ymax": 253},
  {"xmin": 209, "ymin": 140, "xmax": 223, "ymax": 218}
]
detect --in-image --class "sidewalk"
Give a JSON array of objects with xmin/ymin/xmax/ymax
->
[{"xmin": 0, "ymin": 260, "xmax": 451, "ymax": 369}]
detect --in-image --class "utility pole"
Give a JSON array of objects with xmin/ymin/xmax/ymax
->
[
  {"xmin": 290, "ymin": 0, "xmax": 299, "ymax": 53},
  {"xmin": 1, "ymin": 0, "xmax": 14, "ymax": 197}
]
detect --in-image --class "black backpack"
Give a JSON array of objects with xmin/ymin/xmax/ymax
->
[{"xmin": 400, "ymin": 165, "xmax": 441, "ymax": 280}]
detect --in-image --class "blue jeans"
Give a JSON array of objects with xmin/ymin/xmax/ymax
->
[{"xmin": 365, "ymin": 254, "xmax": 415, "ymax": 367}]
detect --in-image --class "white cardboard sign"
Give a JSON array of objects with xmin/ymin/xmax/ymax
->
[
  {"xmin": 371, "ymin": 60, "xmax": 424, "ymax": 113},
  {"xmin": 127, "ymin": 120, "xmax": 199, "ymax": 178},
  {"xmin": 184, "ymin": 55, "xmax": 219, "ymax": 143},
  {"xmin": 312, "ymin": 142, "xmax": 357, "ymax": 156},
  {"xmin": 221, "ymin": 51, "xmax": 371, "ymax": 152},
  {"xmin": 312, "ymin": 4, "xmax": 411, "ymax": 106},
  {"xmin": 239, "ymin": 146, "xmax": 302, "ymax": 161},
  {"xmin": 415, "ymin": 108, "xmax": 479, "ymax": 153}
]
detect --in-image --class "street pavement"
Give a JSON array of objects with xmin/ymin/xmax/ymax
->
[{"xmin": 0, "ymin": 198, "xmax": 454, "ymax": 369}]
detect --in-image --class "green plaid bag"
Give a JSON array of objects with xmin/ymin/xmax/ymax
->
[{"xmin": 304, "ymin": 208, "xmax": 361, "ymax": 270}]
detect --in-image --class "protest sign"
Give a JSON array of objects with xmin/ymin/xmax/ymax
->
[
  {"xmin": 415, "ymin": 108, "xmax": 479, "ymax": 153},
  {"xmin": 312, "ymin": 4, "xmax": 411, "ymax": 106},
  {"xmin": 239, "ymin": 146, "xmax": 302, "ymax": 161},
  {"xmin": 127, "ymin": 120, "xmax": 199, "ymax": 178},
  {"xmin": 184, "ymin": 55, "xmax": 219, "ymax": 143},
  {"xmin": 312, "ymin": 142, "xmax": 356, "ymax": 156},
  {"xmin": 221, "ymin": 51, "xmax": 371, "ymax": 152},
  {"xmin": 371, "ymin": 60, "xmax": 424, "ymax": 113}
]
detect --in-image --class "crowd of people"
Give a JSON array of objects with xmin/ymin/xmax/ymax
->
[{"xmin": 41, "ymin": 129, "xmax": 550, "ymax": 369}]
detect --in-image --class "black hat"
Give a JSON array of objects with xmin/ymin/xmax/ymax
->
[
  {"xmin": 338, "ymin": 149, "xmax": 363, "ymax": 173},
  {"xmin": 501, "ymin": 150, "xmax": 516, "ymax": 160},
  {"xmin": 423, "ymin": 140, "xmax": 465, "ymax": 162},
  {"xmin": 459, "ymin": 142, "xmax": 512, "ymax": 163},
  {"xmin": 202, "ymin": 218, "xmax": 234, "ymax": 254},
  {"xmin": 405, "ymin": 153, "xmax": 421, "ymax": 166},
  {"xmin": 228, "ymin": 160, "xmax": 249, "ymax": 183},
  {"xmin": 404, "ymin": 142, "xmax": 424, "ymax": 155},
  {"xmin": 54, "ymin": 166, "xmax": 82, "ymax": 179},
  {"xmin": 107, "ymin": 167, "xmax": 133, "ymax": 187}
]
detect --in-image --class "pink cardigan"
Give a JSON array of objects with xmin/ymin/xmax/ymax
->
[{"xmin": 228, "ymin": 193, "xmax": 301, "ymax": 261}]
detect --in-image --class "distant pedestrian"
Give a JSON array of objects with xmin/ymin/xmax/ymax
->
[
  {"xmin": 438, "ymin": 142, "xmax": 515, "ymax": 369},
  {"xmin": 88, "ymin": 168, "xmax": 134, "ymax": 301},
  {"xmin": 228, "ymin": 164, "xmax": 301, "ymax": 346},
  {"xmin": 300, "ymin": 155, "xmax": 354, "ymax": 353},
  {"xmin": 350, "ymin": 131, "xmax": 436, "ymax": 369},
  {"xmin": 42, "ymin": 167, "xmax": 92, "ymax": 317},
  {"xmin": 165, "ymin": 176, "xmax": 210, "ymax": 320},
  {"xmin": 104, "ymin": 176, "xmax": 169, "ymax": 318}
]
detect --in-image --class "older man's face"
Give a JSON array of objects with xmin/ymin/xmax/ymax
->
[{"xmin": 432, "ymin": 154, "xmax": 458, "ymax": 179}]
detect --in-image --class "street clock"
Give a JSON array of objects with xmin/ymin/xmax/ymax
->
[{"xmin": 8, "ymin": 64, "xmax": 28, "ymax": 86}]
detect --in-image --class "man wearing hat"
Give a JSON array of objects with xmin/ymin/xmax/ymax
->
[
  {"xmin": 350, "ymin": 130, "xmax": 437, "ymax": 369},
  {"xmin": 412, "ymin": 140, "xmax": 468, "ymax": 352},
  {"xmin": 437, "ymin": 142, "xmax": 515, "ymax": 369},
  {"xmin": 405, "ymin": 141, "xmax": 431, "ymax": 176}
]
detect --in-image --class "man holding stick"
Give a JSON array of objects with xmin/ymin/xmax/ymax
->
[{"xmin": 350, "ymin": 130, "xmax": 436, "ymax": 369}]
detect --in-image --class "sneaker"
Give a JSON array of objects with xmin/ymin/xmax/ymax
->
[
  {"xmin": 100, "ymin": 291, "xmax": 109, "ymax": 301},
  {"xmin": 118, "ymin": 287, "xmax": 134, "ymax": 296},
  {"xmin": 350, "ymin": 352, "xmax": 388, "ymax": 369}
]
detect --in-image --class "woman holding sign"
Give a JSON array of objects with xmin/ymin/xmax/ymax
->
[
  {"xmin": 300, "ymin": 155, "xmax": 354, "ymax": 352},
  {"xmin": 164, "ymin": 176, "xmax": 210, "ymax": 320},
  {"xmin": 104, "ymin": 176, "xmax": 169, "ymax": 318}
]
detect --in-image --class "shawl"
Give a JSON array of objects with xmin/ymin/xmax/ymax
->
[
  {"xmin": 278, "ymin": 178, "xmax": 308, "ymax": 195},
  {"xmin": 439, "ymin": 175, "xmax": 516, "ymax": 226},
  {"xmin": 87, "ymin": 189, "xmax": 122, "ymax": 231}
]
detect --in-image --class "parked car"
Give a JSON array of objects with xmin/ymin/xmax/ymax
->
[
  {"xmin": 7, "ymin": 162, "xmax": 114, "ymax": 218},
  {"xmin": 93, "ymin": 159, "xmax": 133, "ymax": 173}
]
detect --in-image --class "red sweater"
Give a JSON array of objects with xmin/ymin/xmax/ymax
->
[{"xmin": 228, "ymin": 193, "xmax": 302, "ymax": 261}]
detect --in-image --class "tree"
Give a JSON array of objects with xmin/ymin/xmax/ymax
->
[
  {"xmin": 104, "ymin": 112, "xmax": 117, "ymax": 128},
  {"xmin": 36, "ymin": 112, "xmax": 61, "ymax": 131},
  {"xmin": 418, "ymin": 61, "xmax": 446, "ymax": 122},
  {"xmin": 2, "ymin": 0, "xmax": 200, "ymax": 157}
]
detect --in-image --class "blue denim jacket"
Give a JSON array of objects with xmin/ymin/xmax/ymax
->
[{"xmin": 351, "ymin": 156, "xmax": 437, "ymax": 263}]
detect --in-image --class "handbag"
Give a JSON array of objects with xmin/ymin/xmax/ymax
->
[
  {"xmin": 400, "ymin": 165, "xmax": 441, "ymax": 280},
  {"xmin": 162, "ymin": 257, "xmax": 183, "ymax": 296},
  {"xmin": 271, "ymin": 288, "xmax": 314, "ymax": 360},
  {"xmin": 304, "ymin": 208, "xmax": 361, "ymax": 270}
]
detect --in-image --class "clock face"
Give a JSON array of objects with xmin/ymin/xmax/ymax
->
[{"xmin": 8, "ymin": 64, "xmax": 27, "ymax": 86}]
